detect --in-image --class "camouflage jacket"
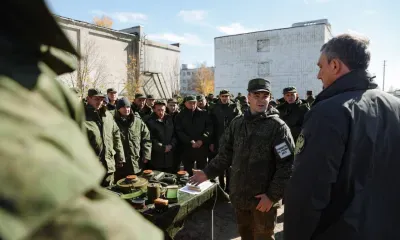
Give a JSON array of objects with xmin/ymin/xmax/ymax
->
[
  {"xmin": 84, "ymin": 104, "xmax": 125, "ymax": 173},
  {"xmin": 276, "ymin": 100, "xmax": 310, "ymax": 141},
  {"xmin": 114, "ymin": 111, "xmax": 151, "ymax": 174},
  {"xmin": 0, "ymin": 27, "xmax": 162, "ymax": 240},
  {"xmin": 203, "ymin": 107, "xmax": 295, "ymax": 210}
]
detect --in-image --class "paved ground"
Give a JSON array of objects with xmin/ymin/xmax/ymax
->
[{"xmin": 175, "ymin": 201, "xmax": 284, "ymax": 240}]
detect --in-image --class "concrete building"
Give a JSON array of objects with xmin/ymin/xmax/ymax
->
[
  {"xmin": 56, "ymin": 15, "xmax": 180, "ymax": 99},
  {"xmin": 214, "ymin": 19, "xmax": 333, "ymax": 99},
  {"xmin": 180, "ymin": 64, "xmax": 215, "ymax": 95}
]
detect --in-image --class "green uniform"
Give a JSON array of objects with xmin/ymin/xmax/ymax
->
[
  {"xmin": 0, "ymin": 1, "xmax": 162, "ymax": 239},
  {"xmin": 84, "ymin": 105, "xmax": 125, "ymax": 186},
  {"xmin": 114, "ymin": 111, "xmax": 152, "ymax": 180}
]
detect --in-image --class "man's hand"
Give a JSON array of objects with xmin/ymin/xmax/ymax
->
[
  {"xmin": 188, "ymin": 169, "xmax": 208, "ymax": 186},
  {"xmin": 143, "ymin": 158, "xmax": 149, "ymax": 164},
  {"xmin": 165, "ymin": 145, "xmax": 173, "ymax": 153},
  {"xmin": 255, "ymin": 194, "xmax": 273, "ymax": 212},
  {"xmin": 191, "ymin": 140, "xmax": 197, "ymax": 148},
  {"xmin": 195, "ymin": 140, "xmax": 203, "ymax": 148},
  {"xmin": 209, "ymin": 144, "xmax": 215, "ymax": 152}
]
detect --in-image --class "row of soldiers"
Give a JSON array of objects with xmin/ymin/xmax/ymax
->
[{"xmin": 79, "ymin": 85, "xmax": 314, "ymax": 191}]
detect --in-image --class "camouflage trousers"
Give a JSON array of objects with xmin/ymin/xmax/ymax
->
[
  {"xmin": 101, "ymin": 172, "xmax": 114, "ymax": 187},
  {"xmin": 235, "ymin": 207, "xmax": 277, "ymax": 240}
]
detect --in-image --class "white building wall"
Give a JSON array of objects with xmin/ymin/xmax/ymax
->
[
  {"xmin": 142, "ymin": 40, "xmax": 180, "ymax": 98},
  {"xmin": 215, "ymin": 23, "xmax": 330, "ymax": 99},
  {"xmin": 55, "ymin": 16, "xmax": 180, "ymax": 99}
]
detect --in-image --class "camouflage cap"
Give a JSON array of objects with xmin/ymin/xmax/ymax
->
[
  {"xmin": 116, "ymin": 97, "xmax": 131, "ymax": 109},
  {"xmin": 107, "ymin": 88, "xmax": 117, "ymax": 93},
  {"xmin": 196, "ymin": 95, "xmax": 206, "ymax": 101},
  {"xmin": 154, "ymin": 100, "xmax": 166, "ymax": 106},
  {"xmin": 307, "ymin": 90, "xmax": 313, "ymax": 95},
  {"xmin": 247, "ymin": 78, "xmax": 271, "ymax": 93},
  {"xmin": 146, "ymin": 94, "xmax": 155, "ymax": 99},
  {"xmin": 219, "ymin": 89, "xmax": 230, "ymax": 95},
  {"xmin": 208, "ymin": 93, "xmax": 214, "ymax": 97},
  {"xmin": 134, "ymin": 93, "xmax": 146, "ymax": 99},
  {"xmin": 283, "ymin": 86, "xmax": 297, "ymax": 94},
  {"xmin": 167, "ymin": 98, "xmax": 178, "ymax": 103},
  {"xmin": 184, "ymin": 95, "xmax": 197, "ymax": 102},
  {"xmin": 88, "ymin": 88, "xmax": 105, "ymax": 97}
]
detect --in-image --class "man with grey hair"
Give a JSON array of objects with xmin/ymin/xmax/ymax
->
[{"xmin": 285, "ymin": 34, "xmax": 400, "ymax": 240}]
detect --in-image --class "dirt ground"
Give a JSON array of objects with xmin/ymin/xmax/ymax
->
[{"xmin": 174, "ymin": 201, "xmax": 284, "ymax": 240}]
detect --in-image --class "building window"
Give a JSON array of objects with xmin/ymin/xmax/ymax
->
[
  {"xmin": 258, "ymin": 62, "xmax": 270, "ymax": 77},
  {"xmin": 257, "ymin": 39, "xmax": 270, "ymax": 52}
]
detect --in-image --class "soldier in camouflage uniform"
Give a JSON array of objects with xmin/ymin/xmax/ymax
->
[
  {"xmin": 0, "ymin": 1, "xmax": 162, "ymax": 239},
  {"xmin": 208, "ymin": 89, "xmax": 242, "ymax": 192},
  {"xmin": 190, "ymin": 78, "xmax": 294, "ymax": 240},
  {"xmin": 114, "ymin": 97, "xmax": 152, "ymax": 181},
  {"xmin": 84, "ymin": 88, "xmax": 125, "ymax": 187},
  {"xmin": 276, "ymin": 87, "xmax": 310, "ymax": 141}
]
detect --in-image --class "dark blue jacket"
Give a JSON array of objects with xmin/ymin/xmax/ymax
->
[{"xmin": 284, "ymin": 69, "xmax": 400, "ymax": 240}]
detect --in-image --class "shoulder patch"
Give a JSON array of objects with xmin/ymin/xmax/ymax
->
[
  {"xmin": 275, "ymin": 142, "xmax": 292, "ymax": 159},
  {"xmin": 294, "ymin": 133, "xmax": 305, "ymax": 155}
]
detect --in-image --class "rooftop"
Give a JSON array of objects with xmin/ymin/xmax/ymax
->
[{"xmin": 215, "ymin": 19, "xmax": 330, "ymax": 39}]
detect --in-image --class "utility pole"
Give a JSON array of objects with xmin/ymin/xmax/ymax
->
[{"xmin": 383, "ymin": 60, "xmax": 386, "ymax": 91}]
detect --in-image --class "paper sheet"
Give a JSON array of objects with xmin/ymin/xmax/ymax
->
[{"xmin": 178, "ymin": 181, "xmax": 213, "ymax": 195}]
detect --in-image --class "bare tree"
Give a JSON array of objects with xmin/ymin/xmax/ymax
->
[
  {"xmin": 61, "ymin": 39, "xmax": 108, "ymax": 97},
  {"xmin": 193, "ymin": 63, "xmax": 214, "ymax": 95},
  {"xmin": 124, "ymin": 55, "xmax": 141, "ymax": 98}
]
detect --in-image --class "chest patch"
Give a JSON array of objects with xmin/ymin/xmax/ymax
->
[
  {"xmin": 275, "ymin": 142, "xmax": 291, "ymax": 159},
  {"xmin": 294, "ymin": 133, "xmax": 305, "ymax": 155}
]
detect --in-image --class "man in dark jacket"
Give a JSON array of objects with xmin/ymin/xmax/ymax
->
[
  {"xmin": 106, "ymin": 88, "xmax": 118, "ymax": 110},
  {"xmin": 276, "ymin": 87, "xmax": 309, "ymax": 141},
  {"xmin": 84, "ymin": 88, "xmax": 125, "ymax": 187},
  {"xmin": 146, "ymin": 101, "xmax": 177, "ymax": 173},
  {"xmin": 209, "ymin": 89, "xmax": 242, "ymax": 192},
  {"xmin": 114, "ymin": 97, "xmax": 152, "ymax": 181},
  {"xmin": 175, "ymin": 95, "xmax": 213, "ymax": 176},
  {"xmin": 132, "ymin": 93, "xmax": 152, "ymax": 119},
  {"xmin": 285, "ymin": 34, "xmax": 400, "ymax": 240},
  {"xmin": 190, "ymin": 78, "xmax": 294, "ymax": 240},
  {"xmin": 305, "ymin": 90, "xmax": 315, "ymax": 105}
]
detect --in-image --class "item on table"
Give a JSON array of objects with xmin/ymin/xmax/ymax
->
[
  {"xmin": 166, "ymin": 185, "xmax": 179, "ymax": 203},
  {"xmin": 125, "ymin": 175, "xmax": 138, "ymax": 182},
  {"xmin": 177, "ymin": 171, "xmax": 189, "ymax": 177},
  {"xmin": 147, "ymin": 183, "xmax": 161, "ymax": 203},
  {"xmin": 154, "ymin": 198, "xmax": 169, "ymax": 212},
  {"xmin": 131, "ymin": 198, "xmax": 146, "ymax": 209},
  {"xmin": 142, "ymin": 169, "xmax": 154, "ymax": 179}
]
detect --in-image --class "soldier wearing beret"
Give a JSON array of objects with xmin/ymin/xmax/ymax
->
[{"xmin": 190, "ymin": 78, "xmax": 294, "ymax": 239}]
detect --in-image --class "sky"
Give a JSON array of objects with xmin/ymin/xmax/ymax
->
[{"xmin": 47, "ymin": 0, "xmax": 400, "ymax": 90}]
